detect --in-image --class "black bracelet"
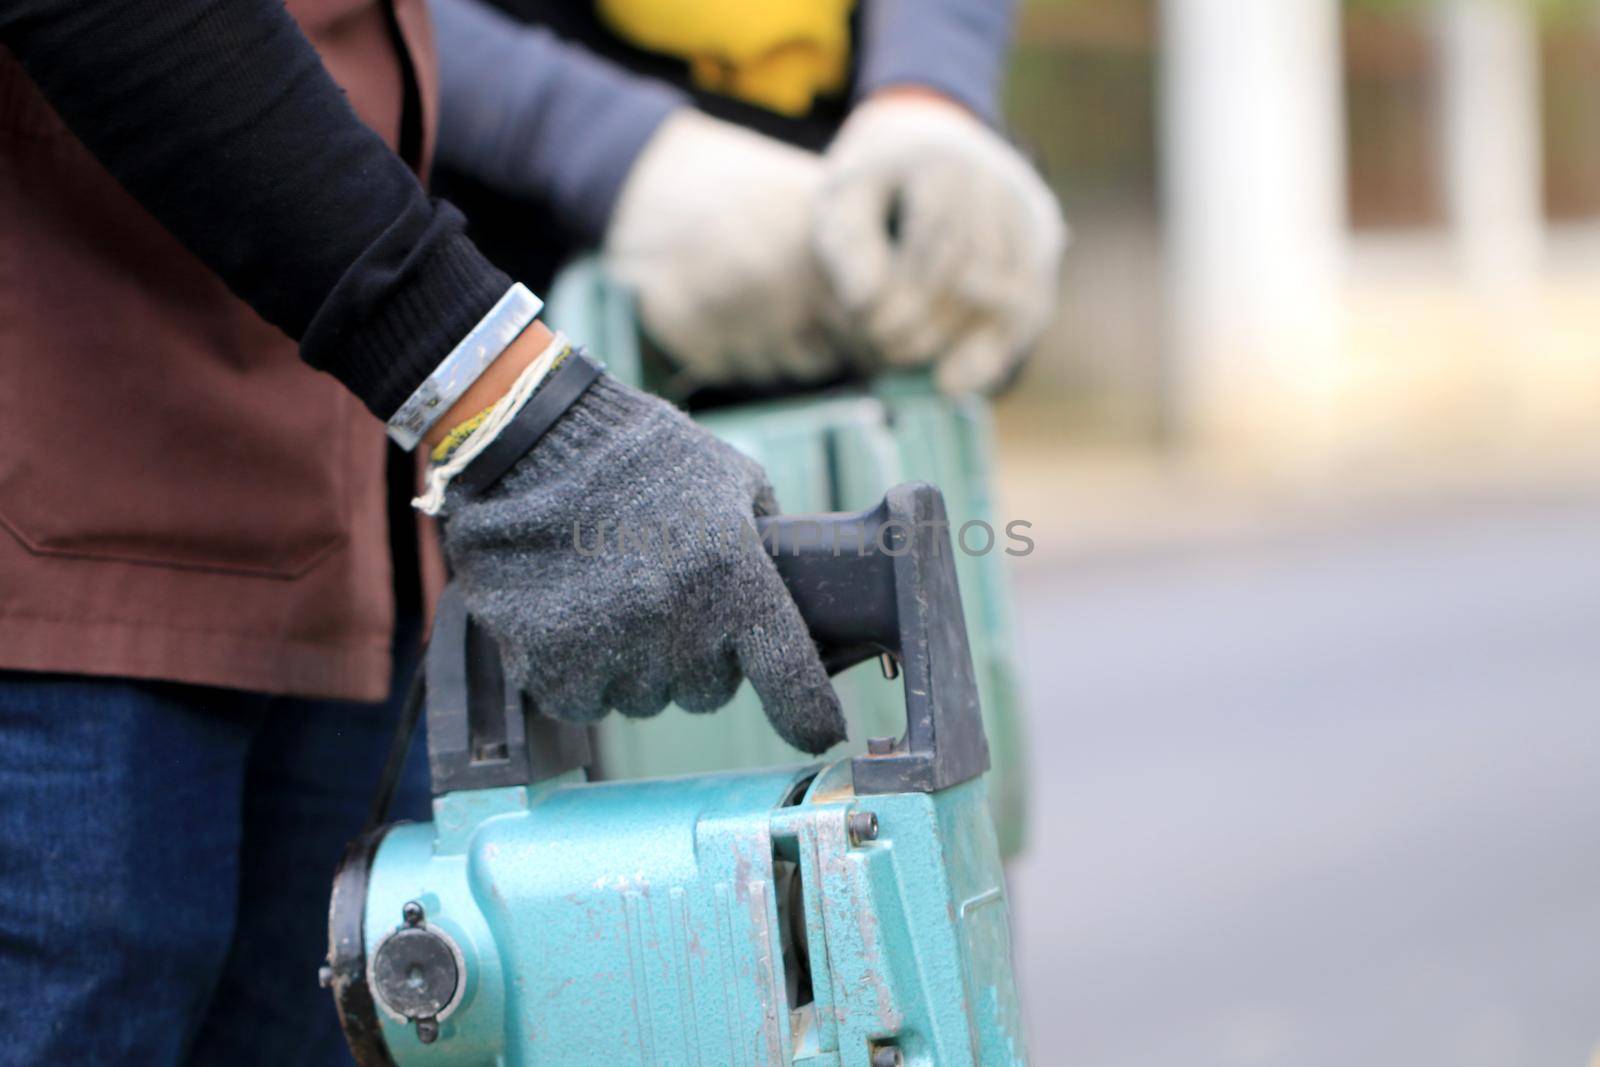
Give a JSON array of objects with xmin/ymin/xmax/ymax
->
[{"xmin": 452, "ymin": 350, "xmax": 604, "ymax": 497}]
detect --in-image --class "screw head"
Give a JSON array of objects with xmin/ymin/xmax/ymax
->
[
  {"xmin": 871, "ymin": 1045, "xmax": 903, "ymax": 1067},
  {"xmin": 402, "ymin": 901, "xmax": 425, "ymax": 927},
  {"xmin": 415, "ymin": 1018, "xmax": 439, "ymax": 1044},
  {"xmin": 866, "ymin": 736, "xmax": 896, "ymax": 756},
  {"xmin": 848, "ymin": 810, "xmax": 879, "ymax": 845}
]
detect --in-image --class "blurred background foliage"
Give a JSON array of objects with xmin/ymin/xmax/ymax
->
[
  {"xmin": 1345, "ymin": 0, "xmax": 1597, "ymax": 19},
  {"xmin": 997, "ymin": 0, "xmax": 1600, "ymax": 443},
  {"xmin": 1003, "ymin": 0, "xmax": 1600, "ymax": 229}
]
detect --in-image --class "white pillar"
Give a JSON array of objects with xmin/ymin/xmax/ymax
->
[
  {"xmin": 1159, "ymin": 0, "xmax": 1347, "ymax": 452},
  {"xmin": 1435, "ymin": 0, "xmax": 1544, "ymax": 295}
]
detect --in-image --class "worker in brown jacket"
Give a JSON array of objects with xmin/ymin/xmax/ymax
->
[{"xmin": 0, "ymin": 0, "xmax": 842, "ymax": 1060}]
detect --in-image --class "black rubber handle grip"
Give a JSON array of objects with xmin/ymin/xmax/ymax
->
[
  {"xmin": 757, "ymin": 483, "xmax": 990, "ymax": 794},
  {"xmin": 756, "ymin": 499, "xmax": 901, "ymax": 675}
]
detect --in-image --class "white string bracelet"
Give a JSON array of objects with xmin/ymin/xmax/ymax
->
[{"xmin": 412, "ymin": 330, "xmax": 569, "ymax": 517}]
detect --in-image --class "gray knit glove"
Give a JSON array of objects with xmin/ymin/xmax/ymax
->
[{"xmin": 436, "ymin": 374, "xmax": 848, "ymax": 754}]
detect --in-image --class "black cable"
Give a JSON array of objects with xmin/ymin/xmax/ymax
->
[{"xmin": 364, "ymin": 664, "xmax": 427, "ymax": 834}]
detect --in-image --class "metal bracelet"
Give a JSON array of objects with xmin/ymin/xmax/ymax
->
[{"xmin": 385, "ymin": 283, "xmax": 544, "ymax": 450}]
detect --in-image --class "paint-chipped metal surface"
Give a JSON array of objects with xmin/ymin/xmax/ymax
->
[{"xmin": 362, "ymin": 761, "xmax": 1026, "ymax": 1064}]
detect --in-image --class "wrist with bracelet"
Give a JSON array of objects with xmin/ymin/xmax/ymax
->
[
  {"xmin": 385, "ymin": 283, "xmax": 546, "ymax": 452},
  {"xmin": 385, "ymin": 281, "xmax": 607, "ymax": 515}
]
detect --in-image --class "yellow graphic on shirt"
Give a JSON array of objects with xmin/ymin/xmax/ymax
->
[{"xmin": 597, "ymin": 0, "xmax": 855, "ymax": 117}]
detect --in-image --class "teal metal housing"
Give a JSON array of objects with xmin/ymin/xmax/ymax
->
[{"xmin": 361, "ymin": 757, "xmax": 1025, "ymax": 1065}]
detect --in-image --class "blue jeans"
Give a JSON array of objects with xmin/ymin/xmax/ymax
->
[{"xmin": 0, "ymin": 637, "xmax": 429, "ymax": 1065}]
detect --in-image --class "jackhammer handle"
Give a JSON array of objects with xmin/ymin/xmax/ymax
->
[
  {"xmin": 757, "ymin": 483, "xmax": 990, "ymax": 794},
  {"xmin": 756, "ymin": 502, "xmax": 901, "ymax": 675}
]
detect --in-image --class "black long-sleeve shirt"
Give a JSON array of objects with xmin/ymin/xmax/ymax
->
[{"xmin": 0, "ymin": 0, "xmax": 511, "ymax": 421}]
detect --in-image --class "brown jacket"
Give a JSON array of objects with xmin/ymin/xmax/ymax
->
[{"xmin": 0, "ymin": 0, "xmax": 441, "ymax": 702}]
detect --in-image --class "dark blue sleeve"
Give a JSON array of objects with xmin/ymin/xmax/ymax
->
[
  {"xmin": 432, "ymin": 0, "xmax": 686, "ymax": 240},
  {"xmin": 856, "ymin": 0, "xmax": 1018, "ymax": 124}
]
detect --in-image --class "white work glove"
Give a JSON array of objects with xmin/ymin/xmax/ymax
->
[
  {"xmin": 603, "ymin": 109, "xmax": 838, "ymax": 387},
  {"xmin": 813, "ymin": 94, "xmax": 1067, "ymax": 395}
]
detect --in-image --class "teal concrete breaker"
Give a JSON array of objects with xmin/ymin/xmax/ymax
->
[{"xmin": 324, "ymin": 483, "xmax": 1028, "ymax": 1066}]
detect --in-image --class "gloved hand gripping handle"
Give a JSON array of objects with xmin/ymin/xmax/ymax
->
[
  {"xmin": 423, "ymin": 483, "xmax": 988, "ymax": 798},
  {"xmin": 758, "ymin": 482, "xmax": 989, "ymax": 795}
]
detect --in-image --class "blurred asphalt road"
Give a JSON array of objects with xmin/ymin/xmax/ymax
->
[{"xmin": 1007, "ymin": 490, "xmax": 1600, "ymax": 1067}]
